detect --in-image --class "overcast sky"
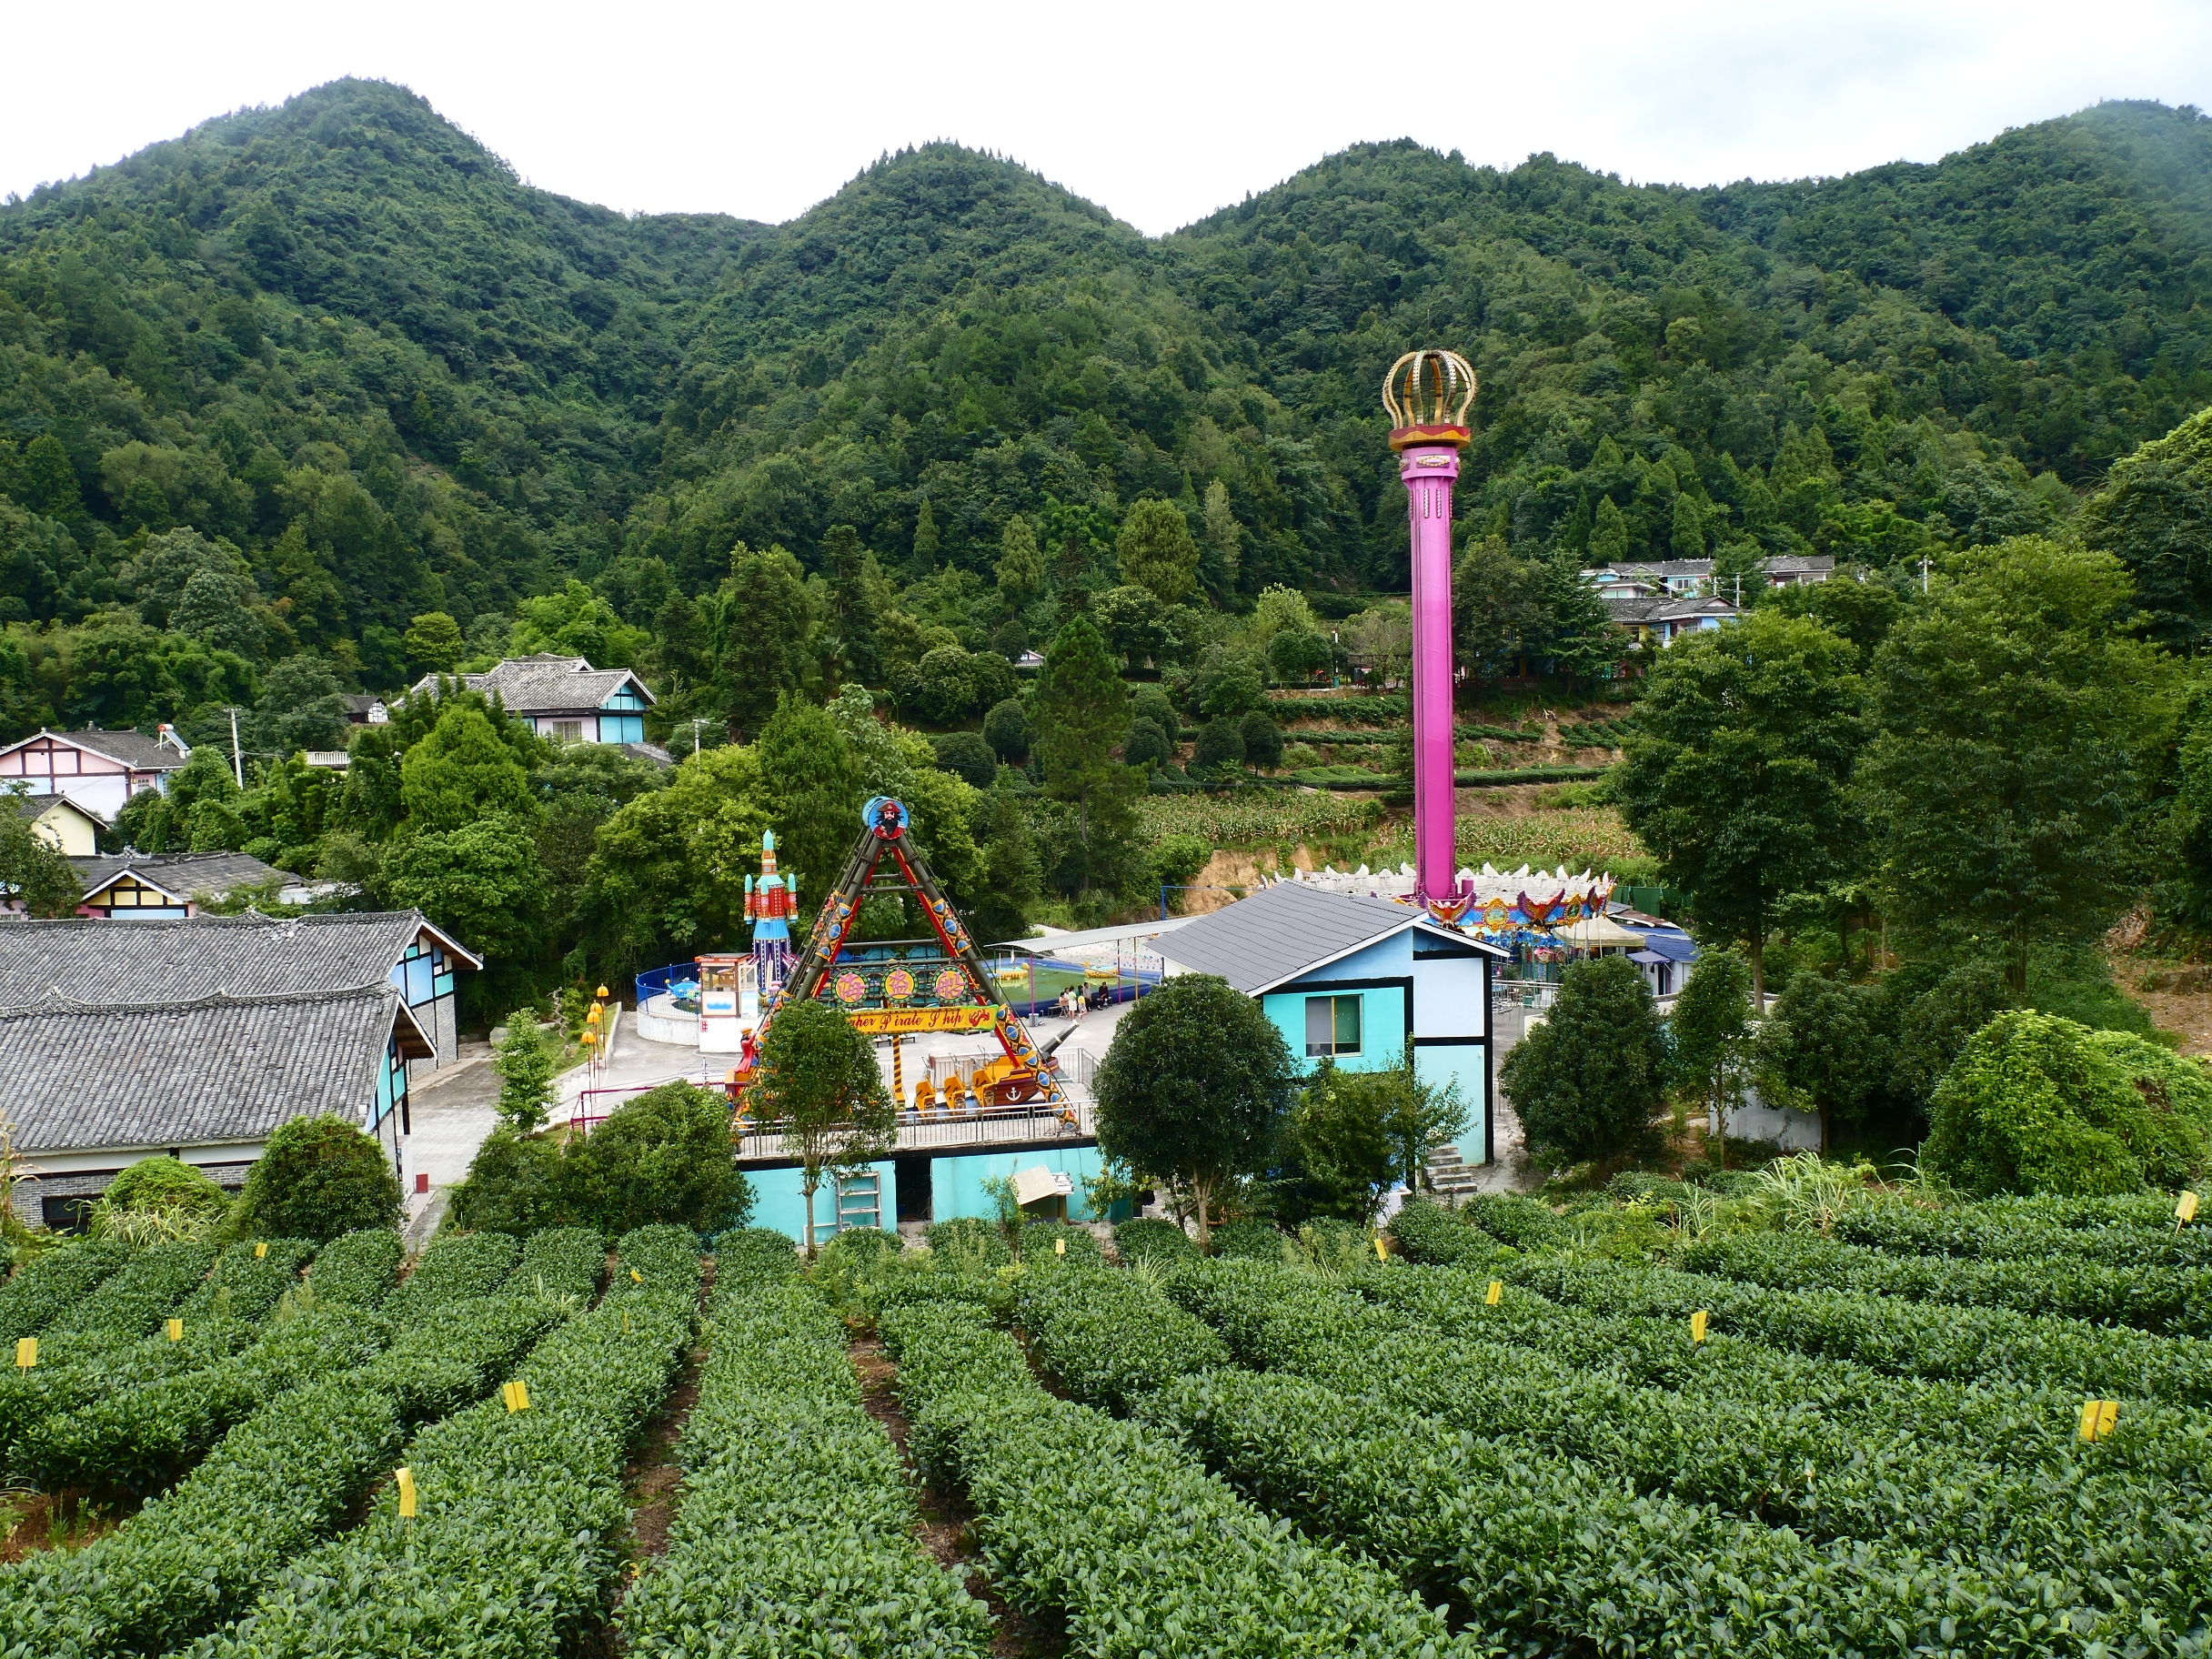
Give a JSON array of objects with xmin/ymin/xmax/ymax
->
[{"xmin": 6, "ymin": 1, "xmax": 2208, "ymax": 236}]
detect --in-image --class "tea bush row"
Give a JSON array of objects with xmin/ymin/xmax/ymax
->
[
  {"xmin": 0, "ymin": 1241, "xmax": 133, "ymax": 1342},
  {"xmin": 620, "ymin": 1264, "xmax": 990, "ymax": 1656},
  {"xmin": 878, "ymin": 1297, "xmax": 1484, "ymax": 1658},
  {"xmin": 1012, "ymin": 1262, "xmax": 1228, "ymax": 1414},
  {"xmin": 192, "ymin": 1226, "xmax": 698, "ymax": 1657}
]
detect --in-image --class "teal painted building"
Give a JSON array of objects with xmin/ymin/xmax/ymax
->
[{"xmin": 1156, "ymin": 881, "xmax": 1504, "ymax": 1168}]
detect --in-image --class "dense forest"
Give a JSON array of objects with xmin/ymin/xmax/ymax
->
[{"xmin": 4, "ymin": 81, "xmax": 2212, "ymax": 1034}]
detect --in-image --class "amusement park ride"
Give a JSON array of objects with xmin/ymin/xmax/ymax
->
[
  {"xmin": 725, "ymin": 797, "xmax": 1075, "ymax": 1119},
  {"xmin": 711, "ymin": 346, "xmax": 1603, "ymax": 1119}
]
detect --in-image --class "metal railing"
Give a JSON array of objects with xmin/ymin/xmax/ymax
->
[{"xmin": 567, "ymin": 1077, "xmax": 1098, "ymax": 1155}]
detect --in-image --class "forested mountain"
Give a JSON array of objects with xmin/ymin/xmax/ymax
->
[{"xmin": 3, "ymin": 80, "xmax": 2209, "ymax": 739}]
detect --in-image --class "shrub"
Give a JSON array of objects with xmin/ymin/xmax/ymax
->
[
  {"xmin": 448, "ymin": 1129, "xmax": 571, "ymax": 1234},
  {"xmin": 306, "ymin": 1228, "xmax": 404, "ymax": 1308},
  {"xmin": 1208, "ymin": 1218, "xmax": 1287, "ymax": 1261},
  {"xmin": 1122, "ymin": 716, "xmax": 1172, "ymax": 770},
  {"xmin": 1190, "ymin": 718, "xmax": 1245, "ymax": 775},
  {"xmin": 1924, "ymin": 1010, "xmax": 2212, "ymax": 1196},
  {"xmin": 930, "ymin": 729, "xmax": 998, "ymax": 789},
  {"xmin": 564, "ymin": 1081, "xmax": 752, "ymax": 1234},
  {"xmin": 100, "ymin": 1156, "xmax": 228, "ymax": 1220},
  {"xmin": 1130, "ymin": 683, "xmax": 1180, "ymax": 744},
  {"xmin": 925, "ymin": 1216, "xmax": 1011, "ymax": 1267},
  {"xmin": 236, "ymin": 1115, "xmax": 403, "ymax": 1242},
  {"xmin": 714, "ymin": 1227, "xmax": 799, "ymax": 1287},
  {"xmin": 1111, "ymin": 1216, "xmax": 1194, "ymax": 1262},
  {"xmin": 1237, "ymin": 709, "xmax": 1283, "ymax": 771},
  {"xmin": 982, "ymin": 697, "xmax": 1030, "ymax": 761},
  {"xmin": 1017, "ymin": 1220, "xmax": 1101, "ymax": 1261},
  {"xmin": 1501, "ymin": 954, "xmax": 1668, "ymax": 1168}
]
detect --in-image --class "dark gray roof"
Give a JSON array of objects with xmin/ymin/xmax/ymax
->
[
  {"xmin": 0, "ymin": 984, "xmax": 427, "ymax": 1154},
  {"xmin": 1157, "ymin": 881, "xmax": 1499, "ymax": 995},
  {"xmin": 1603, "ymin": 594, "xmax": 1742, "ymax": 624},
  {"xmin": 71, "ymin": 851, "xmax": 298, "ymax": 900},
  {"xmin": 56, "ymin": 729, "xmax": 187, "ymax": 771},
  {"xmin": 408, "ymin": 655, "xmax": 653, "ymax": 715},
  {"xmin": 0, "ymin": 910, "xmax": 481, "ymax": 1003}
]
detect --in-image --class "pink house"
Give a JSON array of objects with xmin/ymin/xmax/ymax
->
[{"xmin": 0, "ymin": 728, "xmax": 191, "ymax": 822}]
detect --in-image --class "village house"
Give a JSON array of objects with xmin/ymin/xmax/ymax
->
[
  {"xmin": 0, "ymin": 727, "xmax": 190, "ymax": 822},
  {"xmin": 408, "ymin": 655, "xmax": 659, "ymax": 749},
  {"xmin": 13, "ymin": 794, "xmax": 104, "ymax": 857},
  {"xmin": 65, "ymin": 850, "xmax": 324, "ymax": 917},
  {"xmin": 1153, "ymin": 881, "xmax": 1506, "ymax": 1178}
]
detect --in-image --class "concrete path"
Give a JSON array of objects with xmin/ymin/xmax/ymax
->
[{"xmin": 404, "ymin": 1043, "xmax": 498, "ymax": 1239}]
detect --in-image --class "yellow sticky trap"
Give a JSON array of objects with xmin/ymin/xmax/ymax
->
[
  {"xmin": 254, "ymin": 1241, "xmax": 268, "ymax": 1259},
  {"xmin": 2079, "ymin": 1399, "xmax": 2121, "ymax": 1441},
  {"xmin": 2177, "ymin": 1191, "xmax": 2199, "ymax": 1226},
  {"xmin": 629, "ymin": 1268, "xmax": 642, "ymax": 1283},
  {"xmin": 13, "ymin": 1337, "xmax": 34, "ymax": 1371},
  {"xmin": 501, "ymin": 1380, "xmax": 531, "ymax": 1413},
  {"xmin": 1485, "ymin": 1280, "xmax": 1503, "ymax": 1306},
  {"xmin": 1690, "ymin": 1310, "xmax": 1710, "ymax": 1344},
  {"xmin": 395, "ymin": 1466, "xmax": 417, "ymax": 1517},
  {"xmin": 1374, "ymin": 1238, "xmax": 1388, "ymax": 1262},
  {"xmin": 166, "ymin": 1318, "xmax": 184, "ymax": 1342},
  {"xmin": 1054, "ymin": 1237, "xmax": 1066, "ymax": 1257}
]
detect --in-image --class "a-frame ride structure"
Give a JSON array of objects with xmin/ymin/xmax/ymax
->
[{"xmin": 731, "ymin": 796, "xmax": 1074, "ymax": 1119}]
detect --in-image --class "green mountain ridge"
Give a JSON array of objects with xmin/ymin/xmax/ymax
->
[{"xmin": 2, "ymin": 79, "xmax": 2208, "ymax": 735}]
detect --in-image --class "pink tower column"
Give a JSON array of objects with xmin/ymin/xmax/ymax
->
[{"xmin": 1402, "ymin": 444, "xmax": 1462, "ymax": 912}]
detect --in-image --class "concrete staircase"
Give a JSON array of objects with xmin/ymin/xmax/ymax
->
[{"xmin": 1424, "ymin": 1139, "xmax": 1482, "ymax": 1203}]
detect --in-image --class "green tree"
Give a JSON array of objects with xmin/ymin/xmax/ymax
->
[
  {"xmin": 579, "ymin": 745, "xmax": 770, "ymax": 970},
  {"xmin": 1756, "ymin": 973, "xmax": 1889, "ymax": 1151},
  {"xmin": 0, "ymin": 801, "xmax": 84, "ymax": 916},
  {"xmin": 1588, "ymin": 496, "xmax": 1631, "ymax": 563},
  {"xmin": 757, "ymin": 693, "xmax": 864, "ymax": 901},
  {"xmin": 1033, "ymin": 617, "xmax": 1132, "ymax": 892},
  {"xmin": 1924, "ymin": 1010, "xmax": 2212, "ymax": 1197},
  {"xmin": 403, "ymin": 611, "xmax": 464, "ymax": 675},
  {"xmin": 377, "ymin": 816, "xmax": 548, "ymax": 1010},
  {"xmin": 1860, "ymin": 538, "xmax": 2176, "ymax": 991},
  {"xmin": 16, "ymin": 434, "xmax": 85, "ymax": 526},
  {"xmin": 749, "ymin": 999, "xmax": 894, "ymax": 1253},
  {"xmin": 997, "ymin": 514, "xmax": 1044, "ymax": 611},
  {"xmin": 1617, "ymin": 610, "xmax": 1865, "ymax": 1000},
  {"xmin": 970, "ymin": 793, "xmax": 1041, "ymax": 943},
  {"xmin": 982, "ymin": 697, "xmax": 1030, "ymax": 761},
  {"xmin": 1670, "ymin": 493, "xmax": 1705, "ymax": 559},
  {"xmin": 910, "ymin": 499, "xmax": 940, "ymax": 576},
  {"xmin": 237, "ymin": 1115, "xmax": 403, "ymax": 1241},
  {"xmin": 252, "ymin": 655, "xmax": 348, "ymax": 755},
  {"xmin": 1202, "ymin": 479, "xmax": 1242, "ymax": 594},
  {"xmin": 1092, "ymin": 973, "xmax": 1296, "ymax": 1250},
  {"xmin": 1667, "ymin": 946, "xmax": 1754, "ymax": 1139},
  {"xmin": 491, "ymin": 1015, "xmax": 558, "ymax": 1133},
  {"xmin": 1238, "ymin": 709, "xmax": 1283, "ymax": 771},
  {"xmin": 1764, "ymin": 569, "xmax": 1903, "ymax": 659},
  {"xmin": 719, "ymin": 547, "xmax": 817, "ymax": 739},
  {"xmin": 1116, "ymin": 498, "xmax": 1201, "ymax": 604},
  {"xmin": 2079, "ymin": 404, "xmax": 2212, "ymax": 653},
  {"xmin": 1122, "ymin": 717, "xmax": 1171, "ymax": 770},
  {"xmin": 930, "ymin": 730, "xmax": 997, "ymax": 789},
  {"xmin": 1500, "ymin": 954, "xmax": 1667, "ymax": 1169},
  {"xmin": 565, "ymin": 1081, "xmax": 751, "ymax": 1234},
  {"xmin": 822, "ymin": 524, "xmax": 880, "ymax": 688},
  {"xmin": 399, "ymin": 703, "xmax": 534, "ymax": 832}
]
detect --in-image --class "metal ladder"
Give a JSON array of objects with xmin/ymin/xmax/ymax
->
[{"xmin": 834, "ymin": 1169, "xmax": 882, "ymax": 1233}]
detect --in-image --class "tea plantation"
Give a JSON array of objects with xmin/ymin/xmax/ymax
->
[{"xmin": 1, "ymin": 1191, "xmax": 2207, "ymax": 1656}]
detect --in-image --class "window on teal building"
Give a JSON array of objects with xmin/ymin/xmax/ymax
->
[
  {"xmin": 605, "ymin": 686, "xmax": 649, "ymax": 710},
  {"xmin": 598, "ymin": 714, "xmax": 645, "ymax": 743},
  {"xmin": 1305, "ymin": 995, "xmax": 1362, "ymax": 1058}
]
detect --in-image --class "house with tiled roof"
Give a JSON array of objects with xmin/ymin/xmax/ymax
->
[
  {"xmin": 1154, "ymin": 881, "xmax": 1506, "ymax": 1176},
  {"xmin": 13, "ymin": 794, "xmax": 103, "ymax": 857},
  {"xmin": 1602, "ymin": 590, "xmax": 1745, "ymax": 646},
  {"xmin": 0, "ymin": 982, "xmax": 432, "ymax": 1231},
  {"xmin": 408, "ymin": 655, "xmax": 655, "ymax": 747},
  {"xmin": 0, "ymin": 727, "xmax": 191, "ymax": 821},
  {"xmin": 65, "ymin": 850, "xmax": 318, "ymax": 918},
  {"xmin": 0, "ymin": 911, "xmax": 485, "ymax": 1228}
]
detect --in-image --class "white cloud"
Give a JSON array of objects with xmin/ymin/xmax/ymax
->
[{"xmin": 4, "ymin": 0, "xmax": 2207, "ymax": 236}]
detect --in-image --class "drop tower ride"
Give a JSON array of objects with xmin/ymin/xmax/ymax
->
[{"xmin": 1383, "ymin": 348, "xmax": 1480, "ymax": 924}]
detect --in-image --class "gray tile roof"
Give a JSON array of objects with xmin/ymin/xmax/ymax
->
[
  {"xmin": 56, "ymin": 729, "xmax": 188, "ymax": 772},
  {"xmin": 0, "ymin": 910, "xmax": 481, "ymax": 1004},
  {"xmin": 1158, "ymin": 881, "xmax": 1461, "ymax": 994},
  {"xmin": 71, "ymin": 851, "xmax": 299, "ymax": 901},
  {"xmin": 0, "ymin": 984, "xmax": 425, "ymax": 1155},
  {"xmin": 1603, "ymin": 593, "xmax": 1743, "ymax": 624},
  {"xmin": 407, "ymin": 656, "xmax": 654, "ymax": 715}
]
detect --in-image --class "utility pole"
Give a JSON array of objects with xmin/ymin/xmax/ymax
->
[
  {"xmin": 226, "ymin": 707, "xmax": 244, "ymax": 789},
  {"xmin": 1921, "ymin": 552, "xmax": 1930, "ymax": 595},
  {"xmin": 690, "ymin": 717, "xmax": 704, "ymax": 757}
]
